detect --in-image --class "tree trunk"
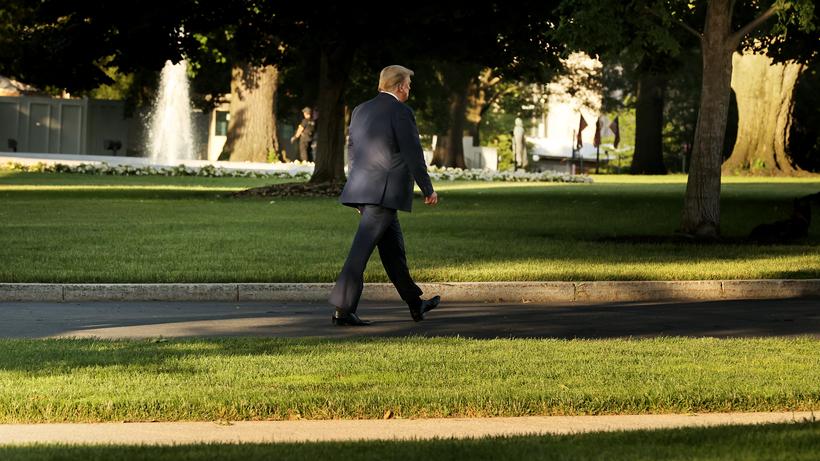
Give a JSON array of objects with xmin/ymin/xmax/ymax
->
[
  {"xmin": 631, "ymin": 72, "xmax": 667, "ymax": 174},
  {"xmin": 431, "ymin": 88, "xmax": 468, "ymax": 168},
  {"xmin": 431, "ymin": 65, "xmax": 472, "ymax": 168},
  {"xmin": 222, "ymin": 63, "xmax": 279, "ymax": 162},
  {"xmin": 680, "ymin": 0, "xmax": 735, "ymax": 238},
  {"xmin": 722, "ymin": 51, "xmax": 806, "ymax": 175},
  {"xmin": 466, "ymin": 77, "xmax": 484, "ymax": 147},
  {"xmin": 309, "ymin": 43, "xmax": 354, "ymax": 184},
  {"xmin": 466, "ymin": 68, "xmax": 506, "ymax": 148},
  {"xmin": 466, "ymin": 120, "xmax": 481, "ymax": 147}
]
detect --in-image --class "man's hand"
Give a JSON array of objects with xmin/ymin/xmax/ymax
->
[{"xmin": 424, "ymin": 192, "xmax": 438, "ymax": 206}]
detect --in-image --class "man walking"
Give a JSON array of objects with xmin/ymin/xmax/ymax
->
[{"xmin": 329, "ymin": 65, "xmax": 440, "ymax": 326}]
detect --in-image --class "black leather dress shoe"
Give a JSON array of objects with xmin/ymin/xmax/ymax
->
[
  {"xmin": 409, "ymin": 295, "xmax": 441, "ymax": 322},
  {"xmin": 332, "ymin": 312, "xmax": 372, "ymax": 326}
]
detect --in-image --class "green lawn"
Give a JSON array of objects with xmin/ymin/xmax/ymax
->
[
  {"xmin": 0, "ymin": 337, "xmax": 817, "ymax": 423},
  {"xmin": 0, "ymin": 171, "xmax": 818, "ymax": 282},
  {"xmin": 3, "ymin": 422, "xmax": 819, "ymax": 461}
]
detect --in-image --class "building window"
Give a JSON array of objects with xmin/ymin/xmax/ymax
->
[{"xmin": 215, "ymin": 111, "xmax": 229, "ymax": 136}]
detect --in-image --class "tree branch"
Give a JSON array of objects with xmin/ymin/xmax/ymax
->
[
  {"xmin": 729, "ymin": 4, "xmax": 777, "ymax": 47},
  {"xmin": 645, "ymin": 6, "xmax": 702, "ymax": 41},
  {"xmin": 479, "ymin": 86, "xmax": 516, "ymax": 117},
  {"xmin": 678, "ymin": 18, "xmax": 703, "ymax": 41}
]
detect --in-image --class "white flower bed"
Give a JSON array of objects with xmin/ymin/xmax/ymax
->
[
  {"xmin": 427, "ymin": 166, "xmax": 592, "ymax": 183},
  {"xmin": 1, "ymin": 161, "xmax": 592, "ymax": 183},
  {"xmin": 1, "ymin": 161, "xmax": 313, "ymax": 180}
]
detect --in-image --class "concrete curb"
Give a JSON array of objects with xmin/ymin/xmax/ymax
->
[
  {"xmin": 1, "ymin": 280, "xmax": 819, "ymax": 303},
  {"xmin": 0, "ymin": 412, "xmax": 815, "ymax": 445}
]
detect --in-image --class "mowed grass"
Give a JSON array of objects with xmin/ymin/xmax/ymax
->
[
  {"xmin": 0, "ymin": 172, "xmax": 819, "ymax": 282},
  {"xmin": 3, "ymin": 422, "xmax": 820, "ymax": 461},
  {"xmin": 0, "ymin": 337, "xmax": 817, "ymax": 423}
]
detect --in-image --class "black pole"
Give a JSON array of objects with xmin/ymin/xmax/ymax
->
[
  {"xmin": 595, "ymin": 146, "xmax": 600, "ymax": 174},
  {"xmin": 579, "ymin": 147, "xmax": 584, "ymax": 173}
]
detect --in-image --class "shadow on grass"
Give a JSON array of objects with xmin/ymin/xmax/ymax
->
[
  {"xmin": 0, "ymin": 336, "xmax": 353, "ymax": 375},
  {"xmin": 594, "ymin": 234, "xmax": 820, "ymax": 246}
]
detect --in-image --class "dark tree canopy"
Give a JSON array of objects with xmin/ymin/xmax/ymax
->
[{"xmin": 0, "ymin": 0, "xmax": 199, "ymax": 91}]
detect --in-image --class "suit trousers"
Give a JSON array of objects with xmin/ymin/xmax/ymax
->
[{"xmin": 329, "ymin": 204, "xmax": 423, "ymax": 314}]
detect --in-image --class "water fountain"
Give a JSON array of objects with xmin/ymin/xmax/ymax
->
[{"xmin": 147, "ymin": 59, "xmax": 195, "ymax": 165}]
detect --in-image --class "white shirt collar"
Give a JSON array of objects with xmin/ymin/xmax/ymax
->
[{"xmin": 379, "ymin": 90, "xmax": 401, "ymax": 101}]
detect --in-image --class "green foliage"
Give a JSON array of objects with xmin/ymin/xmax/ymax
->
[
  {"xmin": 266, "ymin": 149, "xmax": 280, "ymax": 164},
  {"xmin": 751, "ymin": 158, "xmax": 768, "ymax": 173},
  {"xmin": 477, "ymin": 84, "xmax": 546, "ymax": 145},
  {"xmin": 489, "ymin": 82, "xmax": 549, "ymax": 123},
  {"xmin": 489, "ymin": 134, "xmax": 515, "ymax": 171},
  {"xmin": 660, "ymin": 49, "xmax": 701, "ymax": 173},
  {"xmin": 412, "ymin": 61, "xmax": 478, "ymax": 135},
  {"xmin": 749, "ymin": 0, "xmax": 818, "ymax": 65},
  {"xmin": 555, "ymin": 0, "xmax": 694, "ymax": 69},
  {"xmin": 83, "ymin": 65, "xmax": 135, "ymax": 100},
  {"xmin": 595, "ymin": 108, "xmax": 637, "ymax": 174}
]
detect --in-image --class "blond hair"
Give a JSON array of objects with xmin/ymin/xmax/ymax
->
[{"xmin": 378, "ymin": 65, "xmax": 414, "ymax": 92}]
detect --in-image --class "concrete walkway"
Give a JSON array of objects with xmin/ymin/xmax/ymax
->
[
  {"xmin": 1, "ymin": 298, "xmax": 819, "ymax": 339},
  {"xmin": 0, "ymin": 412, "xmax": 815, "ymax": 445}
]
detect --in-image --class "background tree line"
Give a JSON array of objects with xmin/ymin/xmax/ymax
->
[{"xmin": 1, "ymin": 0, "xmax": 817, "ymax": 238}]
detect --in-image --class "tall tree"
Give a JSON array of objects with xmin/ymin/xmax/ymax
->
[
  {"xmin": 666, "ymin": 0, "xmax": 816, "ymax": 237},
  {"xmin": 0, "ymin": 0, "xmax": 194, "ymax": 91},
  {"xmin": 283, "ymin": 2, "xmax": 562, "ymax": 179},
  {"xmin": 298, "ymin": 2, "xmax": 562, "ymax": 178},
  {"xmin": 311, "ymin": 40, "xmax": 355, "ymax": 182},
  {"xmin": 417, "ymin": 3, "xmax": 561, "ymax": 168},
  {"xmin": 722, "ymin": 52, "xmax": 806, "ymax": 175},
  {"xmin": 221, "ymin": 63, "xmax": 279, "ymax": 162},
  {"xmin": 187, "ymin": 1, "xmax": 286, "ymax": 162},
  {"xmin": 275, "ymin": 5, "xmax": 381, "ymax": 183},
  {"xmin": 721, "ymin": 16, "xmax": 818, "ymax": 176},
  {"xmin": 632, "ymin": 66, "xmax": 668, "ymax": 174},
  {"xmin": 2, "ymin": 0, "xmax": 288, "ymax": 162},
  {"xmin": 465, "ymin": 68, "xmax": 507, "ymax": 147},
  {"xmin": 429, "ymin": 62, "xmax": 479, "ymax": 168},
  {"xmin": 555, "ymin": 0, "xmax": 697, "ymax": 175}
]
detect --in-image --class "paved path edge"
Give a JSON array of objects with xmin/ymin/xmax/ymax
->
[
  {"xmin": 1, "ymin": 280, "xmax": 819, "ymax": 303},
  {"xmin": 0, "ymin": 411, "xmax": 816, "ymax": 445}
]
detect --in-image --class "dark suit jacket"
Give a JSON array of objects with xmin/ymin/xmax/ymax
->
[{"xmin": 339, "ymin": 92, "xmax": 434, "ymax": 212}]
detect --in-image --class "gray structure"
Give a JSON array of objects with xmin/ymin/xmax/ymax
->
[
  {"xmin": 1, "ymin": 96, "xmax": 133, "ymax": 155},
  {"xmin": 0, "ymin": 95, "xmax": 209, "ymax": 158}
]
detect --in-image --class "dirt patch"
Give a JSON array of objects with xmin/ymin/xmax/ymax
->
[{"xmin": 232, "ymin": 181, "xmax": 345, "ymax": 198}]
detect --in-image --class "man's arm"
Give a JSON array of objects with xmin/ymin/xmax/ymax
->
[
  {"xmin": 346, "ymin": 106, "xmax": 358, "ymax": 171},
  {"xmin": 290, "ymin": 124, "xmax": 304, "ymax": 143},
  {"xmin": 393, "ymin": 106, "xmax": 434, "ymax": 198}
]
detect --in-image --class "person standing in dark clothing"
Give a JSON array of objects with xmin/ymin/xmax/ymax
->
[{"xmin": 290, "ymin": 106, "xmax": 316, "ymax": 162}]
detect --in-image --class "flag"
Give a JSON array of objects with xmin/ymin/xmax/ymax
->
[
  {"xmin": 576, "ymin": 115, "xmax": 587, "ymax": 150},
  {"xmin": 609, "ymin": 116, "xmax": 620, "ymax": 149},
  {"xmin": 593, "ymin": 116, "xmax": 602, "ymax": 148}
]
